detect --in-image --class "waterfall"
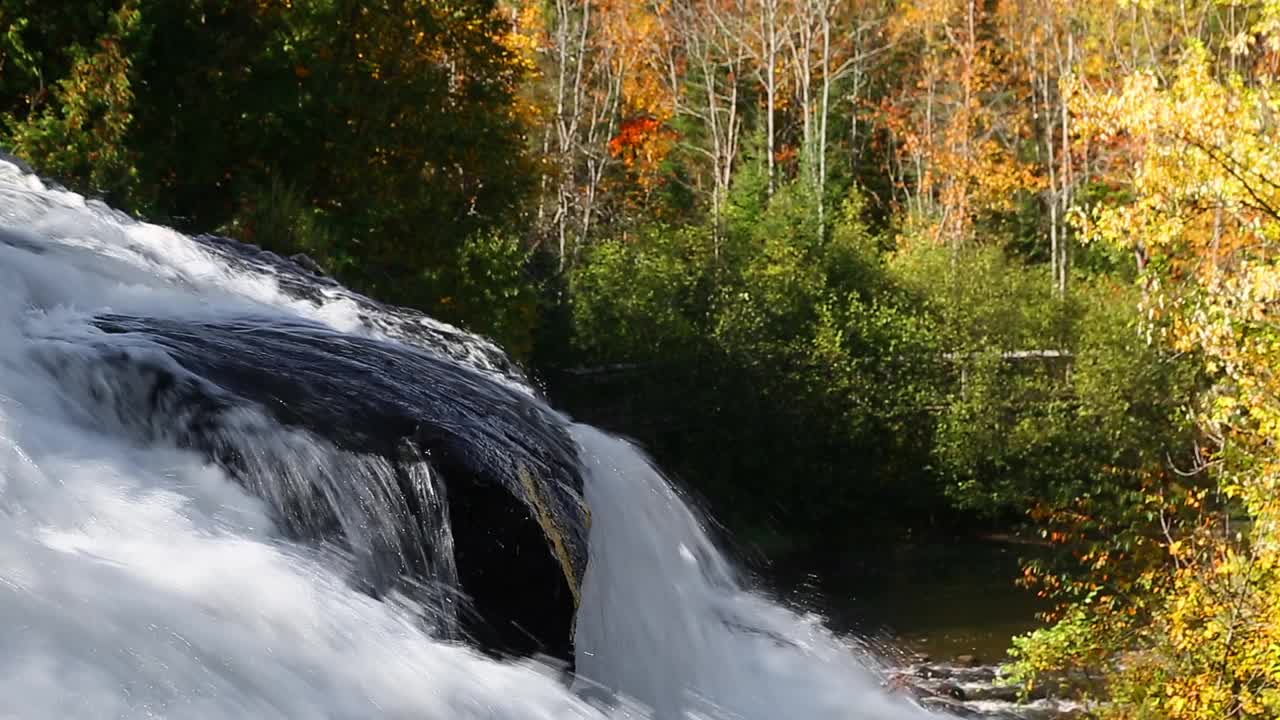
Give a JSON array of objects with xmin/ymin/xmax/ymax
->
[
  {"xmin": 0, "ymin": 158, "xmax": 935, "ymax": 719},
  {"xmin": 572, "ymin": 425, "xmax": 926, "ymax": 719}
]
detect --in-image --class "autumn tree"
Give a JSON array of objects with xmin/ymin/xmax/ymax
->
[
  {"xmin": 881, "ymin": 0, "xmax": 1041, "ymax": 252},
  {"xmin": 1009, "ymin": 7, "xmax": 1280, "ymax": 716}
]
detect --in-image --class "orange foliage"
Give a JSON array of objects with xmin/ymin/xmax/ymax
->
[{"xmin": 879, "ymin": 0, "xmax": 1044, "ymax": 244}]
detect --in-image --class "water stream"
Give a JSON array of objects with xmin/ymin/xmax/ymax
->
[{"xmin": 0, "ymin": 158, "xmax": 962, "ymax": 719}]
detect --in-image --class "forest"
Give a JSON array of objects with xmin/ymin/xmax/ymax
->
[{"xmin": 3, "ymin": 0, "xmax": 1280, "ymax": 715}]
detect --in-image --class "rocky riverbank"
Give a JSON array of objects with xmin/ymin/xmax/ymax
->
[{"xmin": 884, "ymin": 655, "xmax": 1086, "ymax": 719}]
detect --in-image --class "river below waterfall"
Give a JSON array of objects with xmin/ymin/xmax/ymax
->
[
  {"xmin": 776, "ymin": 540, "xmax": 1047, "ymax": 661},
  {"xmin": 768, "ymin": 541, "xmax": 1085, "ymax": 719}
]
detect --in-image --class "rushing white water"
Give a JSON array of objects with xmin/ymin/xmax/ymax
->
[
  {"xmin": 0, "ymin": 158, "xmax": 936, "ymax": 719},
  {"xmin": 572, "ymin": 426, "xmax": 925, "ymax": 720}
]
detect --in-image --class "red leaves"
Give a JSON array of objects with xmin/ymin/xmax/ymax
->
[
  {"xmin": 608, "ymin": 115, "xmax": 665, "ymax": 160},
  {"xmin": 608, "ymin": 115, "xmax": 677, "ymax": 195}
]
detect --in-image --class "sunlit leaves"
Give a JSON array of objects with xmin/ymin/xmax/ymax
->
[
  {"xmin": 1030, "ymin": 6, "xmax": 1280, "ymax": 716},
  {"xmin": 5, "ymin": 2, "xmax": 141, "ymax": 203}
]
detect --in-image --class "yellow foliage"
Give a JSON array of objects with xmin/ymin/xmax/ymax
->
[{"xmin": 1064, "ymin": 10, "xmax": 1280, "ymax": 717}]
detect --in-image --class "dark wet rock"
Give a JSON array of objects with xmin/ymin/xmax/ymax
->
[
  {"xmin": 189, "ymin": 233, "xmax": 527, "ymax": 385},
  {"xmin": 952, "ymin": 666, "xmax": 999, "ymax": 684},
  {"xmin": 287, "ymin": 252, "xmax": 327, "ymax": 276},
  {"xmin": 920, "ymin": 696, "xmax": 980, "ymax": 717},
  {"xmin": 0, "ymin": 218, "xmax": 581, "ymax": 657},
  {"xmin": 36, "ymin": 312, "xmax": 589, "ymax": 660},
  {"xmin": 956, "ymin": 654, "xmax": 982, "ymax": 667},
  {"xmin": 916, "ymin": 664, "xmax": 954, "ymax": 679}
]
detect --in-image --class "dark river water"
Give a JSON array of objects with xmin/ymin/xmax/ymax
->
[
  {"xmin": 772, "ymin": 538, "xmax": 1049, "ymax": 662},
  {"xmin": 766, "ymin": 540, "xmax": 1085, "ymax": 718}
]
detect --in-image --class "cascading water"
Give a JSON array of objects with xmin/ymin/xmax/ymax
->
[
  {"xmin": 572, "ymin": 426, "xmax": 929, "ymax": 719},
  {"xmin": 0, "ymin": 157, "xmax": 938, "ymax": 719}
]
